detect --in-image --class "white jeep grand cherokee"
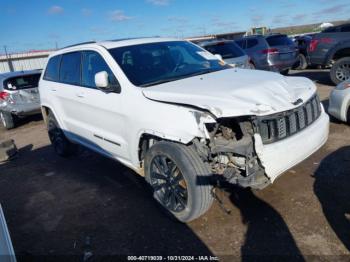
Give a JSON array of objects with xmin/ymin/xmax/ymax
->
[{"xmin": 39, "ymin": 38, "xmax": 329, "ymax": 222}]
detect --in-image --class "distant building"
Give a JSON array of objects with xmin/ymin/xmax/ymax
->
[{"xmin": 0, "ymin": 50, "xmax": 53, "ymax": 73}]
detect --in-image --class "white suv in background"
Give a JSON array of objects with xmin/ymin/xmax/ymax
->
[{"xmin": 39, "ymin": 38, "xmax": 329, "ymax": 222}]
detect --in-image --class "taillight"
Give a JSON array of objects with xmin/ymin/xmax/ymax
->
[
  {"xmin": 309, "ymin": 38, "xmax": 333, "ymax": 52},
  {"xmin": 0, "ymin": 91, "xmax": 9, "ymax": 100},
  {"xmin": 309, "ymin": 39, "xmax": 319, "ymax": 52},
  {"xmin": 261, "ymin": 48, "xmax": 279, "ymax": 54}
]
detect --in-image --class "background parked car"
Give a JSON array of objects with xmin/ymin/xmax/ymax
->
[
  {"xmin": 328, "ymin": 79, "xmax": 350, "ymax": 123},
  {"xmin": 308, "ymin": 23, "xmax": 350, "ymax": 85},
  {"xmin": 0, "ymin": 70, "xmax": 41, "ymax": 129},
  {"xmin": 196, "ymin": 40, "xmax": 254, "ymax": 69},
  {"xmin": 235, "ymin": 34, "xmax": 298, "ymax": 74},
  {"xmin": 292, "ymin": 35, "xmax": 313, "ymax": 70}
]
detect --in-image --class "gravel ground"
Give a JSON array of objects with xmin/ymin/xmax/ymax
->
[{"xmin": 0, "ymin": 69, "xmax": 349, "ymax": 261}]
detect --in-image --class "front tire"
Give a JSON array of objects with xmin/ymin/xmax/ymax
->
[
  {"xmin": 0, "ymin": 111, "xmax": 15, "ymax": 129},
  {"xmin": 330, "ymin": 57, "xmax": 350, "ymax": 85},
  {"xmin": 144, "ymin": 141, "xmax": 213, "ymax": 222},
  {"xmin": 47, "ymin": 112, "xmax": 78, "ymax": 157},
  {"xmin": 347, "ymin": 107, "xmax": 350, "ymax": 125}
]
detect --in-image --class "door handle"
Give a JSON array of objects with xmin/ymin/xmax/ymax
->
[{"xmin": 51, "ymin": 88, "xmax": 57, "ymax": 92}]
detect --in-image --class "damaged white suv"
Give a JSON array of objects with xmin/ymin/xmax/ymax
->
[{"xmin": 39, "ymin": 38, "xmax": 329, "ymax": 222}]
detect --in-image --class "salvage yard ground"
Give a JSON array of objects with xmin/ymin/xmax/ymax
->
[{"xmin": 0, "ymin": 69, "xmax": 349, "ymax": 260}]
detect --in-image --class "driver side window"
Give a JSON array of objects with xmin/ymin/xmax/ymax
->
[{"xmin": 81, "ymin": 51, "xmax": 118, "ymax": 89}]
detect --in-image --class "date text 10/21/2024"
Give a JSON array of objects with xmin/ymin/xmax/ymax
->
[{"xmin": 127, "ymin": 256, "xmax": 219, "ymax": 261}]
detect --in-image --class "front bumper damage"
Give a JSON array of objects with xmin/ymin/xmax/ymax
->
[{"xmin": 193, "ymin": 98, "xmax": 329, "ymax": 189}]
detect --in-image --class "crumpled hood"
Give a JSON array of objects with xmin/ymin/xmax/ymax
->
[{"xmin": 142, "ymin": 68, "xmax": 316, "ymax": 118}]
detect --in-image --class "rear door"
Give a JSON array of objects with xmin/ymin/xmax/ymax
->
[{"xmin": 52, "ymin": 52, "xmax": 84, "ymax": 135}]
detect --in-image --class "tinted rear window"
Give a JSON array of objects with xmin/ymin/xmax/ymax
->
[
  {"xmin": 204, "ymin": 42, "xmax": 245, "ymax": 59},
  {"xmin": 246, "ymin": 39, "xmax": 258, "ymax": 48},
  {"xmin": 44, "ymin": 55, "xmax": 61, "ymax": 81},
  {"xmin": 266, "ymin": 35, "xmax": 294, "ymax": 46},
  {"xmin": 4, "ymin": 74, "xmax": 41, "ymax": 90},
  {"xmin": 340, "ymin": 25, "xmax": 350, "ymax": 32},
  {"xmin": 322, "ymin": 27, "xmax": 337, "ymax": 33},
  {"xmin": 59, "ymin": 52, "xmax": 81, "ymax": 85},
  {"xmin": 235, "ymin": 39, "xmax": 245, "ymax": 49}
]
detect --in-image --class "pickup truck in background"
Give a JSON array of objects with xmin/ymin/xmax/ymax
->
[{"xmin": 308, "ymin": 23, "xmax": 350, "ymax": 85}]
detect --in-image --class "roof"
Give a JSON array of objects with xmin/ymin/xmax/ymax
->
[
  {"xmin": 196, "ymin": 39, "xmax": 234, "ymax": 47},
  {"xmin": 55, "ymin": 37, "xmax": 180, "ymax": 55},
  {"xmin": 0, "ymin": 70, "xmax": 42, "ymax": 83}
]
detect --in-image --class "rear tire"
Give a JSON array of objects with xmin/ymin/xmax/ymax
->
[
  {"xmin": 280, "ymin": 69, "xmax": 289, "ymax": 75},
  {"xmin": 47, "ymin": 112, "xmax": 78, "ymax": 157},
  {"xmin": 0, "ymin": 111, "xmax": 15, "ymax": 130},
  {"xmin": 144, "ymin": 141, "xmax": 213, "ymax": 222},
  {"xmin": 294, "ymin": 53, "xmax": 308, "ymax": 70},
  {"xmin": 248, "ymin": 62, "xmax": 255, "ymax": 70},
  {"xmin": 330, "ymin": 57, "xmax": 350, "ymax": 85}
]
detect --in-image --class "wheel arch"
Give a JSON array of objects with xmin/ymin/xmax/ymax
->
[
  {"xmin": 326, "ymin": 41, "xmax": 350, "ymax": 65},
  {"xmin": 136, "ymin": 131, "xmax": 195, "ymax": 168},
  {"xmin": 40, "ymin": 104, "xmax": 66, "ymax": 131}
]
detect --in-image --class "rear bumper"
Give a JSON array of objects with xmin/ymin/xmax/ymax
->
[
  {"xmin": 256, "ymin": 110, "xmax": 329, "ymax": 182},
  {"xmin": 268, "ymin": 60, "xmax": 296, "ymax": 72},
  {"xmin": 0, "ymin": 103, "xmax": 40, "ymax": 116}
]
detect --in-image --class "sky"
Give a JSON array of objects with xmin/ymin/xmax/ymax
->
[{"xmin": 0, "ymin": 0, "xmax": 349, "ymax": 53}]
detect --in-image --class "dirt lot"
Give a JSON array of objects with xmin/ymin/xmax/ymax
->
[{"xmin": 0, "ymin": 69, "xmax": 349, "ymax": 261}]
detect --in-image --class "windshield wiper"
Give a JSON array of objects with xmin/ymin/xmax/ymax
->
[
  {"xmin": 140, "ymin": 77, "xmax": 185, "ymax": 87},
  {"xmin": 140, "ymin": 68, "xmax": 226, "ymax": 87}
]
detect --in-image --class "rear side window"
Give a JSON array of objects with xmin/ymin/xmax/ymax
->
[
  {"xmin": 235, "ymin": 39, "xmax": 245, "ymax": 49},
  {"xmin": 246, "ymin": 39, "xmax": 258, "ymax": 48},
  {"xmin": 340, "ymin": 25, "xmax": 350, "ymax": 32},
  {"xmin": 4, "ymin": 74, "xmax": 41, "ymax": 90},
  {"xmin": 266, "ymin": 35, "xmax": 294, "ymax": 46},
  {"xmin": 59, "ymin": 52, "xmax": 82, "ymax": 85},
  {"xmin": 81, "ymin": 51, "xmax": 118, "ymax": 89},
  {"xmin": 322, "ymin": 27, "xmax": 337, "ymax": 33},
  {"xmin": 44, "ymin": 55, "xmax": 61, "ymax": 81},
  {"xmin": 204, "ymin": 42, "xmax": 245, "ymax": 59}
]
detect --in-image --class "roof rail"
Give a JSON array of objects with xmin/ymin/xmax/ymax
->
[
  {"xmin": 60, "ymin": 41, "xmax": 96, "ymax": 50},
  {"xmin": 107, "ymin": 36, "xmax": 161, "ymax": 42}
]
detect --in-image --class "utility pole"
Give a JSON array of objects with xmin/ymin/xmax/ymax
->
[{"xmin": 3, "ymin": 46, "xmax": 14, "ymax": 72}]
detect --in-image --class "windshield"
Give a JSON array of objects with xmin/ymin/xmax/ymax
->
[
  {"xmin": 4, "ymin": 73, "xmax": 41, "ymax": 90},
  {"xmin": 266, "ymin": 35, "xmax": 294, "ymax": 46},
  {"xmin": 108, "ymin": 41, "xmax": 230, "ymax": 87},
  {"xmin": 203, "ymin": 41, "xmax": 245, "ymax": 59}
]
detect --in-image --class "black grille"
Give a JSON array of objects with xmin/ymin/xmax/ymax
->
[{"xmin": 257, "ymin": 95, "xmax": 322, "ymax": 144}]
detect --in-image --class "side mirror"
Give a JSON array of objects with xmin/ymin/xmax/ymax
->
[
  {"xmin": 214, "ymin": 54, "xmax": 223, "ymax": 60},
  {"xmin": 95, "ymin": 71, "xmax": 121, "ymax": 93}
]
